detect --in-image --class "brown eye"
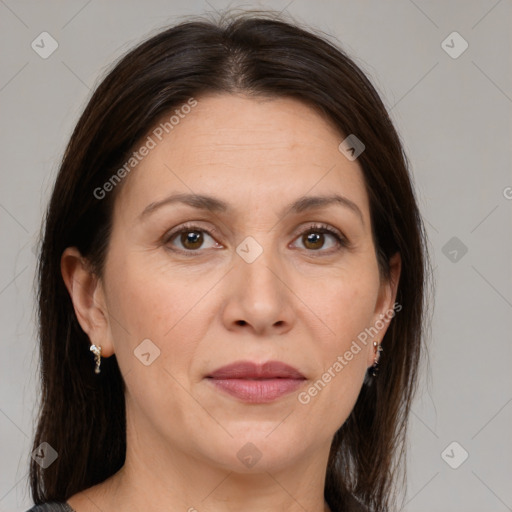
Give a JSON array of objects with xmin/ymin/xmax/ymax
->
[
  {"xmin": 292, "ymin": 224, "xmax": 347, "ymax": 253},
  {"xmin": 165, "ymin": 225, "xmax": 220, "ymax": 252},
  {"xmin": 303, "ymin": 232, "xmax": 325, "ymax": 250},
  {"xmin": 180, "ymin": 230, "xmax": 204, "ymax": 250}
]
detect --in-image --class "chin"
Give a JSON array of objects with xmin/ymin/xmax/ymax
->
[{"xmin": 195, "ymin": 426, "xmax": 312, "ymax": 474}]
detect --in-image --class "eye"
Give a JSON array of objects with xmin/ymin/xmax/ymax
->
[
  {"xmin": 291, "ymin": 223, "xmax": 348, "ymax": 253},
  {"xmin": 164, "ymin": 224, "xmax": 222, "ymax": 252},
  {"xmin": 163, "ymin": 222, "xmax": 348, "ymax": 255}
]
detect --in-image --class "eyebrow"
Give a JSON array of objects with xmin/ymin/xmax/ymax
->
[{"xmin": 139, "ymin": 192, "xmax": 364, "ymax": 225}]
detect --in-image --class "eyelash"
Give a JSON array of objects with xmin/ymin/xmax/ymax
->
[{"xmin": 163, "ymin": 222, "xmax": 349, "ymax": 256}]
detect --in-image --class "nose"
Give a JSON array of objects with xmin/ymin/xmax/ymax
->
[{"xmin": 220, "ymin": 244, "xmax": 295, "ymax": 337}]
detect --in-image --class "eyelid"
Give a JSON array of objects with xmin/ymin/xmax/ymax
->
[{"xmin": 293, "ymin": 222, "xmax": 346, "ymax": 241}]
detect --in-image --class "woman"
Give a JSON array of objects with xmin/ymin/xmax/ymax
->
[{"xmin": 27, "ymin": 10, "xmax": 431, "ymax": 512}]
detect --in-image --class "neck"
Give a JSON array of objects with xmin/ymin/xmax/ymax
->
[
  {"xmin": 70, "ymin": 396, "xmax": 336, "ymax": 512},
  {"xmin": 96, "ymin": 415, "xmax": 332, "ymax": 512},
  {"xmin": 108, "ymin": 447, "xmax": 332, "ymax": 512}
]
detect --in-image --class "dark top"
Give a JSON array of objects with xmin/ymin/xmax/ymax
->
[
  {"xmin": 25, "ymin": 502, "xmax": 75, "ymax": 512},
  {"xmin": 26, "ymin": 495, "xmax": 368, "ymax": 512}
]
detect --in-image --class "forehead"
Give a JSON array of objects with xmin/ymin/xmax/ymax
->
[{"xmin": 115, "ymin": 93, "xmax": 370, "ymax": 224}]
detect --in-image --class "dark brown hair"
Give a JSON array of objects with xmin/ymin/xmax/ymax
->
[{"xmin": 30, "ymin": 9, "xmax": 431, "ymax": 512}]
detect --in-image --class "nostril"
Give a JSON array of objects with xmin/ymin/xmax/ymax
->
[{"xmin": 236, "ymin": 320, "xmax": 247, "ymax": 326}]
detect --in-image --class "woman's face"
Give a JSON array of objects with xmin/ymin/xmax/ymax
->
[{"xmin": 66, "ymin": 93, "xmax": 400, "ymax": 477}]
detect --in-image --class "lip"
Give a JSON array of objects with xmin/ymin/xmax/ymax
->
[{"xmin": 206, "ymin": 361, "xmax": 306, "ymax": 403}]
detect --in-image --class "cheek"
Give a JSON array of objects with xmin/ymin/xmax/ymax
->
[
  {"xmin": 101, "ymin": 247, "xmax": 174, "ymax": 357},
  {"xmin": 297, "ymin": 269, "xmax": 378, "ymax": 415},
  {"xmin": 105, "ymin": 237, "xmax": 181, "ymax": 329},
  {"xmin": 102, "ymin": 246, "xmax": 223, "ymax": 382},
  {"xmin": 314, "ymin": 270, "xmax": 379, "ymax": 347},
  {"xmin": 102, "ymin": 254, "xmax": 203, "ymax": 421}
]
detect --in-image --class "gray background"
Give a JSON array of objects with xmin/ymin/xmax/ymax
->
[{"xmin": 1, "ymin": 1, "xmax": 511, "ymax": 511}]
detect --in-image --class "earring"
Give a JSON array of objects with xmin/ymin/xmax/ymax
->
[
  {"xmin": 90, "ymin": 344, "xmax": 102, "ymax": 374},
  {"xmin": 371, "ymin": 340, "xmax": 383, "ymax": 377}
]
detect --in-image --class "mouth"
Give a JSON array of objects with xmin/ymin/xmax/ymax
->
[{"xmin": 206, "ymin": 360, "xmax": 306, "ymax": 403}]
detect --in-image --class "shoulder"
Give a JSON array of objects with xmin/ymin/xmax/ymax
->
[{"xmin": 25, "ymin": 502, "xmax": 75, "ymax": 512}]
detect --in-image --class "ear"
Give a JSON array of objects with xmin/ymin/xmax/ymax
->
[
  {"xmin": 367, "ymin": 252, "xmax": 401, "ymax": 367},
  {"xmin": 60, "ymin": 247, "xmax": 115, "ymax": 357}
]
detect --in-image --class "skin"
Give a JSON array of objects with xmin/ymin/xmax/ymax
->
[{"xmin": 62, "ymin": 93, "xmax": 400, "ymax": 512}]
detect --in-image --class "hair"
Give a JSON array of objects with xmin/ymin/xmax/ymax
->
[{"xmin": 30, "ymin": 9, "xmax": 432, "ymax": 512}]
